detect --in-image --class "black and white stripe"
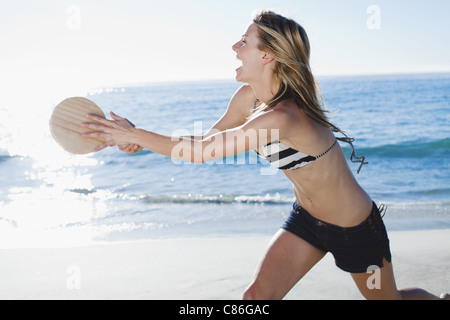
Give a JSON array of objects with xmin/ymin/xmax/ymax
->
[{"xmin": 258, "ymin": 140, "xmax": 337, "ymax": 171}]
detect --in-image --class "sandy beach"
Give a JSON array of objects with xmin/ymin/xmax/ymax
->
[{"xmin": 0, "ymin": 229, "xmax": 448, "ymax": 300}]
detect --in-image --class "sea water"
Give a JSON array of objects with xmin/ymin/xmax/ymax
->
[{"xmin": 0, "ymin": 74, "xmax": 449, "ymax": 248}]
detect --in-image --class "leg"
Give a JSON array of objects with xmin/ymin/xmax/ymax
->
[
  {"xmin": 351, "ymin": 258, "xmax": 443, "ymax": 300},
  {"xmin": 243, "ymin": 229, "xmax": 326, "ymax": 300}
]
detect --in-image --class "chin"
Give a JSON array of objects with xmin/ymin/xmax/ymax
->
[{"xmin": 235, "ymin": 69, "xmax": 246, "ymax": 83}]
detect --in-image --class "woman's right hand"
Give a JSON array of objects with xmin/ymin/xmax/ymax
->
[{"xmin": 110, "ymin": 112, "xmax": 143, "ymax": 154}]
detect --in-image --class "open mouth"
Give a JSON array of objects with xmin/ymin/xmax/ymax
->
[{"xmin": 235, "ymin": 56, "xmax": 242, "ymax": 71}]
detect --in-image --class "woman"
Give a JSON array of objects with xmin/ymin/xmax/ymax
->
[{"xmin": 83, "ymin": 10, "xmax": 448, "ymax": 300}]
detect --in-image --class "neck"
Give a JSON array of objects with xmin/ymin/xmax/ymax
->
[{"xmin": 249, "ymin": 70, "xmax": 279, "ymax": 104}]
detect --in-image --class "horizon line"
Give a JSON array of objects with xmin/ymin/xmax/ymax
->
[{"xmin": 96, "ymin": 71, "xmax": 450, "ymax": 89}]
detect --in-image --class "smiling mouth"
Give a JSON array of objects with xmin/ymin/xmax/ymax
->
[{"xmin": 235, "ymin": 56, "xmax": 243, "ymax": 71}]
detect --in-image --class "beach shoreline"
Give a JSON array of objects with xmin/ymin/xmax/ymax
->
[{"xmin": 0, "ymin": 228, "xmax": 448, "ymax": 300}]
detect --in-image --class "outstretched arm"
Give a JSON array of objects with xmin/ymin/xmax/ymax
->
[
  {"xmin": 82, "ymin": 107, "xmax": 292, "ymax": 163},
  {"xmin": 107, "ymin": 84, "xmax": 254, "ymax": 155}
]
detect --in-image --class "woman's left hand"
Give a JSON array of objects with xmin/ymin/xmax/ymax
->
[{"xmin": 82, "ymin": 111, "xmax": 137, "ymax": 152}]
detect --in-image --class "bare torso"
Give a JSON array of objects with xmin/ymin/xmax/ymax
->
[{"xmin": 254, "ymin": 99, "xmax": 373, "ymax": 228}]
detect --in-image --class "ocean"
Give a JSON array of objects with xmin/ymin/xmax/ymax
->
[{"xmin": 1, "ymin": 73, "xmax": 449, "ymax": 248}]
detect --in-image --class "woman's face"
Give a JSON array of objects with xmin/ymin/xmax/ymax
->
[{"xmin": 232, "ymin": 23, "xmax": 265, "ymax": 83}]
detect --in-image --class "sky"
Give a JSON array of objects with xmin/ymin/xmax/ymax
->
[{"xmin": 1, "ymin": 0, "xmax": 449, "ymax": 95}]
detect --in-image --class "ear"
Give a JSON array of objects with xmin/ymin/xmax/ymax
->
[{"xmin": 262, "ymin": 52, "xmax": 274, "ymax": 65}]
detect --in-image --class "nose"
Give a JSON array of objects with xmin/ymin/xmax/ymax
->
[
  {"xmin": 232, "ymin": 42, "xmax": 238, "ymax": 52},
  {"xmin": 232, "ymin": 40, "xmax": 241, "ymax": 52}
]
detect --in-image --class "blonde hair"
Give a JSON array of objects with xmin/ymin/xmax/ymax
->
[
  {"xmin": 252, "ymin": 10, "xmax": 368, "ymax": 173},
  {"xmin": 252, "ymin": 10, "xmax": 339, "ymax": 131}
]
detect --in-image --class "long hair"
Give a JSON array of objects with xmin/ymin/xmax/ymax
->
[{"xmin": 252, "ymin": 10, "xmax": 367, "ymax": 173}]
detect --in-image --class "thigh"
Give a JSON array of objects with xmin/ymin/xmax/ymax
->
[
  {"xmin": 351, "ymin": 258, "xmax": 402, "ymax": 300},
  {"xmin": 248, "ymin": 229, "xmax": 327, "ymax": 299}
]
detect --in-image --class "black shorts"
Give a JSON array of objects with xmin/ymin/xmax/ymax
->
[{"xmin": 281, "ymin": 201, "xmax": 392, "ymax": 273}]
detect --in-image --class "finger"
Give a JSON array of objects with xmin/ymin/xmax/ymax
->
[
  {"xmin": 93, "ymin": 143, "xmax": 108, "ymax": 152},
  {"xmin": 86, "ymin": 114, "xmax": 112, "ymax": 125},
  {"xmin": 123, "ymin": 145, "xmax": 134, "ymax": 153},
  {"xmin": 127, "ymin": 146, "xmax": 137, "ymax": 154},
  {"xmin": 95, "ymin": 140, "xmax": 116, "ymax": 152},
  {"xmin": 110, "ymin": 111, "xmax": 125, "ymax": 121},
  {"xmin": 112, "ymin": 112, "xmax": 136, "ymax": 128},
  {"xmin": 121, "ymin": 145, "xmax": 135, "ymax": 154},
  {"xmin": 82, "ymin": 122, "xmax": 109, "ymax": 131},
  {"xmin": 82, "ymin": 131, "xmax": 108, "ymax": 138}
]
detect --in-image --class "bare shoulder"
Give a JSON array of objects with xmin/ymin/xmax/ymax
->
[
  {"xmin": 204, "ymin": 84, "xmax": 255, "ymax": 135},
  {"xmin": 271, "ymin": 100, "xmax": 301, "ymax": 125},
  {"xmin": 228, "ymin": 84, "xmax": 255, "ymax": 115},
  {"xmin": 241, "ymin": 100, "xmax": 297, "ymax": 139}
]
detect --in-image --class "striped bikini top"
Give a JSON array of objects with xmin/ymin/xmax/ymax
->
[
  {"xmin": 256, "ymin": 139, "xmax": 337, "ymax": 171},
  {"xmin": 253, "ymin": 99, "xmax": 368, "ymax": 173}
]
